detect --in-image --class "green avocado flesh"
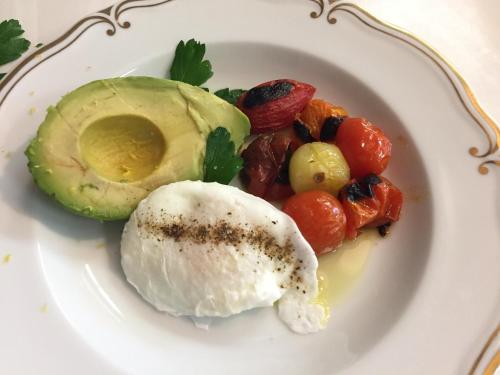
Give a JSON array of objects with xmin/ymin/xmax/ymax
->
[{"xmin": 25, "ymin": 77, "xmax": 250, "ymax": 220}]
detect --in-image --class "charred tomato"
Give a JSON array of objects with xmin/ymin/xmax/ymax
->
[
  {"xmin": 339, "ymin": 175, "xmax": 403, "ymax": 240},
  {"xmin": 237, "ymin": 79, "xmax": 315, "ymax": 133},
  {"xmin": 298, "ymin": 98, "xmax": 348, "ymax": 140},
  {"xmin": 241, "ymin": 128, "xmax": 303, "ymax": 201}
]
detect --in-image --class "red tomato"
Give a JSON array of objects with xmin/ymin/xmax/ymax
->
[
  {"xmin": 237, "ymin": 79, "xmax": 315, "ymax": 133},
  {"xmin": 241, "ymin": 129, "xmax": 303, "ymax": 201},
  {"xmin": 339, "ymin": 176, "xmax": 403, "ymax": 240},
  {"xmin": 368, "ymin": 178, "xmax": 403, "ymax": 227},
  {"xmin": 335, "ymin": 118, "xmax": 392, "ymax": 179},
  {"xmin": 283, "ymin": 191, "xmax": 346, "ymax": 255}
]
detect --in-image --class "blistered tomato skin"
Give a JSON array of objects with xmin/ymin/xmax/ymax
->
[
  {"xmin": 240, "ymin": 129, "xmax": 303, "ymax": 201},
  {"xmin": 237, "ymin": 79, "xmax": 316, "ymax": 133},
  {"xmin": 283, "ymin": 191, "xmax": 346, "ymax": 256},
  {"xmin": 335, "ymin": 118, "xmax": 392, "ymax": 179},
  {"xmin": 339, "ymin": 176, "xmax": 403, "ymax": 240},
  {"xmin": 298, "ymin": 98, "xmax": 348, "ymax": 140}
]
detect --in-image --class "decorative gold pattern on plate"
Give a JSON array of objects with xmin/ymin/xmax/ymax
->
[
  {"xmin": 309, "ymin": 0, "xmax": 325, "ymax": 19},
  {"xmin": 310, "ymin": 1, "xmax": 500, "ymax": 174},
  {"xmin": 309, "ymin": 0, "xmax": 343, "ymax": 23}
]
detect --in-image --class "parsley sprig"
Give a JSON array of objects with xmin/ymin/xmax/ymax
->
[
  {"xmin": 214, "ymin": 88, "xmax": 246, "ymax": 105},
  {"xmin": 0, "ymin": 19, "xmax": 31, "ymax": 79},
  {"xmin": 169, "ymin": 39, "xmax": 246, "ymax": 106},
  {"xmin": 169, "ymin": 39, "xmax": 213, "ymax": 86},
  {"xmin": 203, "ymin": 127, "xmax": 243, "ymax": 184}
]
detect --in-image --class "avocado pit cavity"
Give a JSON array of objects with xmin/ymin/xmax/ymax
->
[{"xmin": 79, "ymin": 115, "xmax": 166, "ymax": 183}]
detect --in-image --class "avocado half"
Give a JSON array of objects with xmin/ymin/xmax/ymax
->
[{"xmin": 26, "ymin": 77, "xmax": 250, "ymax": 220}]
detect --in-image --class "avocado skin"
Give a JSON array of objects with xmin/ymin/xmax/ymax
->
[{"xmin": 25, "ymin": 77, "xmax": 250, "ymax": 221}]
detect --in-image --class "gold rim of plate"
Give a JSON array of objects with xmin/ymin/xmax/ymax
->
[{"xmin": 0, "ymin": 0, "xmax": 498, "ymax": 372}]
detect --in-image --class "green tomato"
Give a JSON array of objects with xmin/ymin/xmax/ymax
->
[{"xmin": 289, "ymin": 142, "xmax": 350, "ymax": 196}]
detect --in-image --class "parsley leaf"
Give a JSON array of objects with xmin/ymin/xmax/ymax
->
[
  {"xmin": 214, "ymin": 88, "xmax": 246, "ymax": 105},
  {"xmin": 169, "ymin": 39, "xmax": 213, "ymax": 86},
  {"xmin": 0, "ymin": 19, "xmax": 31, "ymax": 65},
  {"xmin": 203, "ymin": 127, "xmax": 243, "ymax": 184},
  {"xmin": 0, "ymin": 73, "xmax": 5, "ymax": 80}
]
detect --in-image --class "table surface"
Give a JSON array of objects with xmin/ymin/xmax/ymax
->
[
  {"xmin": 1, "ymin": 0, "xmax": 499, "ymax": 124},
  {"xmin": 0, "ymin": 0, "xmax": 499, "ymax": 374}
]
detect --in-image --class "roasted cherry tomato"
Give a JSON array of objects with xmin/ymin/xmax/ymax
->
[
  {"xmin": 298, "ymin": 99, "xmax": 348, "ymax": 140},
  {"xmin": 335, "ymin": 118, "xmax": 392, "ymax": 179},
  {"xmin": 283, "ymin": 191, "xmax": 346, "ymax": 255},
  {"xmin": 237, "ymin": 79, "xmax": 315, "ymax": 133},
  {"xmin": 241, "ymin": 128, "xmax": 303, "ymax": 201},
  {"xmin": 339, "ymin": 175, "xmax": 403, "ymax": 240}
]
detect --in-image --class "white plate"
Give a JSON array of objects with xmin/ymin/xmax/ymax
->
[{"xmin": 0, "ymin": 1, "xmax": 499, "ymax": 374}]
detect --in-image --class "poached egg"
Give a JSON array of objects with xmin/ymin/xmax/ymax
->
[{"xmin": 121, "ymin": 180, "xmax": 326, "ymax": 334}]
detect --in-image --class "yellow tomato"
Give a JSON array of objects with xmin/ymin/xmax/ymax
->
[{"xmin": 289, "ymin": 142, "xmax": 350, "ymax": 196}]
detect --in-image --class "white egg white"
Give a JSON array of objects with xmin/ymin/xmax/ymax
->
[{"xmin": 121, "ymin": 180, "xmax": 326, "ymax": 334}]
